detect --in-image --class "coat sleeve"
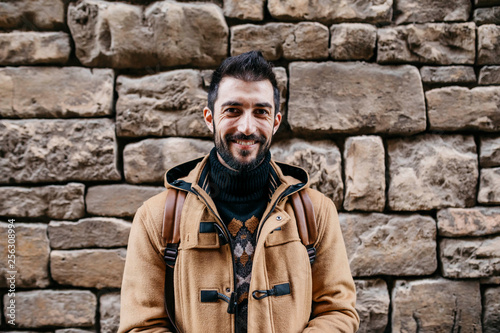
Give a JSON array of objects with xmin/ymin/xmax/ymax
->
[
  {"xmin": 303, "ymin": 192, "xmax": 360, "ymax": 333},
  {"xmin": 118, "ymin": 202, "xmax": 174, "ymax": 333}
]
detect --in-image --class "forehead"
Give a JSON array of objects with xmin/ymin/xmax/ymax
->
[{"xmin": 215, "ymin": 77, "xmax": 274, "ymax": 107}]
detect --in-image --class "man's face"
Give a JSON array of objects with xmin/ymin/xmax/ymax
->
[{"xmin": 203, "ymin": 77, "xmax": 282, "ymax": 172}]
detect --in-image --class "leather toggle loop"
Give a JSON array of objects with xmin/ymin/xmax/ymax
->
[{"xmin": 252, "ymin": 283, "xmax": 291, "ymax": 300}]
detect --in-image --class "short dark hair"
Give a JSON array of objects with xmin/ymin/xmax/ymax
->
[{"xmin": 207, "ymin": 50, "xmax": 280, "ymax": 115}]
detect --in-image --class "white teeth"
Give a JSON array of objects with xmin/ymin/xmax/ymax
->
[{"xmin": 237, "ymin": 140, "xmax": 255, "ymax": 146}]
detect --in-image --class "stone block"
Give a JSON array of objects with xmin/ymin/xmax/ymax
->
[
  {"xmin": 479, "ymin": 25, "xmax": 500, "ymax": 65},
  {"xmin": 329, "ymin": 24, "xmax": 376, "ymax": 60},
  {"xmin": 223, "ymin": 0, "xmax": 264, "ymax": 20},
  {"xmin": 116, "ymin": 70, "xmax": 209, "ymax": 138},
  {"xmin": 48, "ymin": 218, "xmax": 131, "ymax": 249},
  {"xmin": 355, "ymin": 279, "xmax": 389, "ymax": 333},
  {"xmin": 4, "ymin": 290, "xmax": 96, "ymax": 328},
  {"xmin": 100, "ymin": 293, "xmax": 120, "ymax": 333},
  {"xmin": 395, "ymin": 0, "xmax": 470, "ymax": 24},
  {"xmin": 231, "ymin": 23, "xmax": 329, "ymax": 60},
  {"xmin": 0, "ymin": 0, "xmax": 64, "ymax": 29},
  {"xmin": 50, "ymin": 249, "xmax": 126, "ymax": 289},
  {"xmin": 484, "ymin": 287, "xmax": 500, "ymax": 333},
  {"xmin": 0, "ymin": 67, "xmax": 114, "ymax": 118},
  {"xmin": 392, "ymin": 279, "xmax": 481, "ymax": 332},
  {"xmin": 0, "ymin": 183, "xmax": 85, "ymax": 219},
  {"xmin": 378, "ymin": 23, "xmax": 476, "ymax": 65},
  {"xmin": 68, "ymin": 0, "xmax": 228, "ymax": 68},
  {"xmin": 124, "ymin": 138, "xmax": 213, "ymax": 184},
  {"xmin": 474, "ymin": 7, "xmax": 500, "ymax": 25},
  {"xmin": 438, "ymin": 207, "xmax": 500, "ymax": 237},
  {"xmin": 273, "ymin": 67, "xmax": 288, "ymax": 115},
  {"xmin": 479, "ymin": 168, "xmax": 500, "ymax": 204},
  {"xmin": 481, "ymin": 136, "xmax": 500, "ymax": 167},
  {"xmin": 343, "ymin": 136, "xmax": 385, "ymax": 211},
  {"xmin": 288, "ymin": 62, "xmax": 426, "ymax": 135},
  {"xmin": 479, "ymin": 66, "xmax": 500, "ymax": 84},
  {"xmin": 340, "ymin": 213, "xmax": 437, "ymax": 276},
  {"xmin": 86, "ymin": 185, "xmax": 165, "ymax": 217},
  {"xmin": 271, "ymin": 139, "xmax": 344, "ymax": 208},
  {"xmin": 388, "ymin": 135, "xmax": 478, "ymax": 211},
  {"xmin": 267, "ymin": 0, "xmax": 392, "ymax": 24},
  {"xmin": 0, "ymin": 32, "xmax": 70, "ymax": 66},
  {"xmin": 420, "ymin": 66, "xmax": 476, "ymax": 85},
  {"xmin": 0, "ymin": 223, "xmax": 50, "ymax": 288}
]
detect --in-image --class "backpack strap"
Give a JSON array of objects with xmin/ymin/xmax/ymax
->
[{"xmin": 290, "ymin": 190, "xmax": 318, "ymax": 264}]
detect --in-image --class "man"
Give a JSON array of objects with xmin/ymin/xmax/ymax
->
[{"xmin": 119, "ymin": 51, "xmax": 359, "ymax": 333}]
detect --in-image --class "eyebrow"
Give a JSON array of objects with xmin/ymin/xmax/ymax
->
[{"xmin": 220, "ymin": 101, "xmax": 273, "ymax": 109}]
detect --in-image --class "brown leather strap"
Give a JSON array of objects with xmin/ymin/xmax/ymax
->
[
  {"xmin": 291, "ymin": 190, "xmax": 317, "ymax": 247},
  {"xmin": 291, "ymin": 192, "xmax": 309, "ymax": 245},
  {"xmin": 172, "ymin": 191, "xmax": 186, "ymax": 244},
  {"xmin": 162, "ymin": 189, "xmax": 178, "ymax": 243},
  {"xmin": 299, "ymin": 190, "xmax": 317, "ymax": 244}
]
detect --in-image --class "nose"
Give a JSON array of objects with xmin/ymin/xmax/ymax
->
[{"xmin": 237, "ymin": 111, "xmax": 257, "ymax": 135}]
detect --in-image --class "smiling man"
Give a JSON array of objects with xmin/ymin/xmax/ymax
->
[{"xmin": 119, "ymin": 51, "xmax": 359, "ymax": 333}]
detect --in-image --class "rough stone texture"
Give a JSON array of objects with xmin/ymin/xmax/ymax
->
[
  {"xmin": 271, "ymin": 139, "xmax": 344, "ymax": 208},
  {"xmin": 0, "ymin": 223, "xmax": 50, "ymax": 288},
  {"xmin": 4, "ymin": 290, "xmax": 96, "ymax": 328},
  {"xmin": 479, "ymin": 66, "xmax": 500, "ymax": 85},
  {"xmin": 395, "ymin": 0, "xmax": 470, "ymax": 24},
  {"xmin": 355, "ymin": 279, "xmax": 389, "ymax": 333},
  {"xmin": 420, "ymin": 66, "xmax": 476, "ymax": 85},
  {"xmin": 0, "ymin": 32, "xmax": 70, "ymax": 66},
  {"xmin": 0, "ymin": 119, "xmax": 120, "ymax": 183},
  {"xmin": 438, "ymin": 207, "xmax": 500, "ymax": 237},
  {"xmin": 481, "ymin": 136, "xmax": 500, "ymax": 167},
  {"xmin": 116, "ymin": 70, "xmax": 209, "ymax": 138},
  {"xmin": 223, "ymin": 0, "xmax": 264, "ymax": 20},
  {"xmin": 329, "ymin": 24, "xmax": 376, "ymax": 60},
  {"xmin": 484, "ymin": 287, "xmax": 500, "ymax": 333},
  {"xmin": 267, "ymin": 0, "xmax": 393, "ymax": 24},
  {"xmin": 68, "ymin": 0, "xmax": 228, "ymax": 68},
  {"xmin": 343, "ymin": 136, "xmax": 385, "ymax": 212},
  {"xmin": 426, "ymin": 86, "xmax": 500, "ymax": 131},
  {"xmin": 474, "ymin": 7, "xmax": 500, "ymax": 25},
  {"xmin": 0, "ymin": 0, "xmax": 65, "ymax": 29},
  {"xmin": 86, "ymin": 185, "xmax": 165, "ymax": 217},
  {"xmin": 50, "ymin": 249, "xmax": 126, "ymax": 289},
  {"xmin": 478, "ymin": 168, "xmax": 500, "ymax": 204},
  {"xmin": 55, "ymin": 330, "xmax": 95, "ymax": 333},
  {"xmin": 440, "ymin": 236, "xmax": 500, "ymax": 278},
  {"xmin": 478, "ymin": 25, "xmax": 500, "ymax": 65},
  {"xmin": 100, "ymin": 293, "xmax": 120, "ymax": 333},
  {"xmin": 0, "ymin": 183, "xmax": 85, "ymax": 219},
  {"xmin": 124, "ymin": 138, "xmax": 212, "ymax": 184},
  {"xmin": 392, "ymin": 279, "xmax": 482, "ymax": 332},
  {"xmin": 0, "ymin": 67, "xmax": 114, "ymax": 118},
  {"xmin": 482, "ymin": 276, "xmax": 500, "ymax": 284},
  {"xmin": 288, "ymin": 62, "xmax": 426, "ymax": 135},
  {"xmin": 378, "ymin": 23, "xmax": 476, "ymax": 65},
  {"xmin": 339, "ymin": 213, "xmax": 437, "ymax": 276},
  {"xmin": 231, "ymin": 23, "xmax": 329, "ymax": 60},
  {"xmin": 273, "ymin": 67, "xmax": 288, "ymax": 116},
  {"xmin": 388, "ymin": 135, "xmax": 478, "ymax": 211},
  {"xmin": 48, "ymin": 218, "xmax": 132, "ymax": 250}
]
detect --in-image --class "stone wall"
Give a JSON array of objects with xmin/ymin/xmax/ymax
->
[{"xmin": 0, "ymin": 0, "xmax": 499, "ymax": 332}]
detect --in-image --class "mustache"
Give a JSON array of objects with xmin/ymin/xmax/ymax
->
[{"xmin": 225, "ymin": 133, "xmax": 266, "ymax": 144}]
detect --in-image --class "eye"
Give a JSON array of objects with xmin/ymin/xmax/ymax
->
[
  {"xmin": 224, "ymin": 108, "xmax": 240, "ymax": 115},
  {"xmin": 255, "ymin": 109, "xmax": 270, "ymax": 116}
]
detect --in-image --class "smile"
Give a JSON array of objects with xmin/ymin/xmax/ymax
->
[{"xmin": 236, "ymin": 140, "xmax": 256, "ymax": 146}]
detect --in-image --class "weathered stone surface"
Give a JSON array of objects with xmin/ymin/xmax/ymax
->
[
  {"xmin": 343, "ymin": 136, "xmax": 385, "ymax": 211},
  {"xmin": 395, "ymin": 0, "xmax": 470, "ymax": 24},
  {"xmin": 427, "ymin": 86, "xmax": 500, "ymax": 131},
  {"xmin": 48, "ymin": 218, "xmax": 132, "ymax": 249},
  {"xmin": 223, "ymin": 0, "xmax": 264, "ymax": 20},
  {"xmin": 479, "ymin": 66, "xmax": 500, "ymax": 85},
  {"xmin": 288, "ymin": 62, "xmax": 426, "ymax": 135},
  {"xmin": 378, "ymin": 23, "xmax": 476, "ymax": 65},
  {"xmin": 355, "ymin": 279, "xmax": 389, "ymax": 333},
  {"xmin": 474, "ymin": 7, "xmax": 500, "ymax": 25},
  {"xmin": 481, "ymin": 136, "xmax": 500, "ymax": 167},
  {"xmin": 0, "ymin": 183, "xmax": 85, "ymax": 219},
  {"xmin": 479, "ymin": 168, "xmax": 500, "ymax": 204},
  {"xmin": 4, "ymin": 290, "xmax": 96, "ymax": 328},
  {"xmin": 68, "ymin": 0, "xmax": 228, "ymax": 68},
  {"xmin": 267, "ymin": 0, "xmax": 392, "ymax": 24},
  {"xmin": 482, "ymin": 276, "xmax": 500, "ymax": 284},
  {"xmin": 0, "ymin": 67, "xmax": 114, "ymax": 118},
  {"xmin": 438, "ymin": 207, "xmax": 500, "ymax": 237},
  {"xmin": 116, "ymin": 70, "xmax": 209, "ymax": 138},
  {"xmin": 100, "ymin": 293, "xmax": 120, "ymax": 333},
  {"xmin": 271, "ymin": 139, "xmax": 343, "ymax": 208},
  {"xmin": 340, "ymin": 213, "xmax": 437, "ymax": 276},
  {"xmin": 51, "ymin": 249, "xmax": 126, "ymax": 289},
  {"xmin": 0, "ymin": 32, "xmax": 70, "ymax": 66},
  {"xmin": 273, "ymin": 67, "xmax": 288, "ymax": 115},
  {"xmin": 392, "ymin": 279, "xmax": 481, "ymax": 332},
  {"xmin": 440, "ymin": 236, "xmax": 500, "ymax": 278},
  {"xmin": 0, "ymin": 0, "xmax": 65, "ymax": 29},
  {"xmin": 124, "ymin": 138, "xmax": 212, "ymax": 184},
  {"xmin": 388, "ymin": 135, "xmax": 478, "ymax": 211},
  {"xmin": 478, "ymin": 25, "xmax": 500, "ymax": 65},
  {"xmin": 0, "ymin": 119, "xmax": 120, "ymax": 183},
  {"xmin": 329, "ymin": 24, "xmax": 376, "ymax": 60},
  {"xmin": 420, "ymin": 66, "xmax": 476, "ymax": 84},
  {"xmin": 231, "ymin": 23, "xmax": 329, "ymax": 60},
  {"xmin": 484, "ymin": 287, "xmax": 500, "ymax": 333},
  {"xmin": 0, "ymin": 223, "xmax": 49, "ymax": 288},
  {"xmin": 86, "ymin": 185, "xmax": 164, "ymax": 217},
  {"xmin": 55, "ymin": 329, "xmax": 95, "ymax": 333}
]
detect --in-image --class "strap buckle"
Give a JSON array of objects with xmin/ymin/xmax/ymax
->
[
  {"xmin": 307, "ymin": 245, "xmax": 316, "ymax": 264},
  {"xmin": 164, "ymin": 244, "xmax": 179, "ymax": 268}
]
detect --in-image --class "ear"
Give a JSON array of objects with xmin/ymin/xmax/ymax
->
[
  {"xmin": 273, "ymin": 112, "xmax": 282, "ymax": 134},
  {"xmin": 203, "ymin": 107, "xmax": 214, "ymax": 133}
]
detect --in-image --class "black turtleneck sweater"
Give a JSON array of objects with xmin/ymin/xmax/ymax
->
[{"xmin": 208, "ymin": 148, "xmax": 271, "ymax": 333}]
